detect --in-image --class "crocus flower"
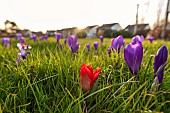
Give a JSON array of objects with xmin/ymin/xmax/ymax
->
[
  {"xmin": 86, "ymin": 44, "xmax": 90, "ymax": 51},
  {"xmin": 16, "ymin": 42, "xmax": 31, "ymax": 63},
  {"xmin": 41, "ymin": 34, "xmax": 48, "ymax": 40},
  {"xmin": 2, "ymin": 38, "xmax": 10, "ymax": 47},
  {"xmin": 67, "ymin": 35, "xmax": 77, "ymax": 47},
  {"xmin": 154, "ymin": 45, "xmax": 168, "ymax": 84},
  {"xmin": 45, "ymin": 34, "xmax": 48, "ymax": 40},
  {"xmin": 132, "ymin": 35, "xmax": 144, "ymax": 44},
  {"xmin": 67, "ymin": 35, "xmax": 79, "ymax": 53},
  {"xmin": 124, "ymin": 41, "xmax": 143, "ymax": 75},
  {"xmin": 99, "ymin": 35, "xmax": 104, "ymax": 43},
  {"xmin": 80, "ymin": 64, "xmax": 102, "ymax": 91},
  {"xmin": 94, "ymin": 42, "xmax": 99, "ymax": 50},
  {"xmin": 71, "ymin": 43, "xmax": 79, "ymax": 53},
  {"xmin": 108, "ymin": 46, "xmax": 112, "ymax": 57},
  {"xmin": 148, "ymin": 36, "xmax": 154, "ymax": 43},
  {"xmin": 20, "ymin": 37, "xmax": 25, "ymax": 43},
  {"xmin": 16, "ymin": 33, "xmax": 22, "ymax": 39},
  {"xmin": 55, "ymin": 33, "xmax": 62, "ymax": 42},
  {"xmin": 111, "ymin": 35, "xmax": 125, "ymax": 54},
  {"xmin": 59, "ymin": 44, "xmax": 63, "ymax": 50},
  {"xmin": 30, "ymin": 34, "xmax": 37, "ymax": 42},
  {"xmin": 16, "ymin": 33, "xmax": 25, "ymax": 43},
  {"xmin": 64, "ymin": 39, "xmax": 67, "ymax": 44}
]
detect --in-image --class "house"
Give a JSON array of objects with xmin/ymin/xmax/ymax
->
[
  {"xmin": 46, "ymin": 30, "xmax": 57, "ymax": 37},
  {"xmin": 31, "ymin": 31, "xmax": 44, "ymax": 37},
  {"xmin": 60, "ymin": 27, "xmax": 79, "ymax": 38},
  {"xmin": 0, "ymin": 29, "xmax": 8, "ymax": 37},
  {"xmin": 83, "ymin": 25, "xmax": 99, "ymax": 38},
  {"xmin": 97, "ymin": 23, "xmax": 122, "ymax": 32},
  {"xmin": 16, "ymin": 29, "xmax": 32, "ymax": 37},
  {"xmin": 124, "ymin": 24, "xmax": 150, "ymax": 35}
]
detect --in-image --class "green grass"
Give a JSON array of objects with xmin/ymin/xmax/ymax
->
[{"xmin": 0, "ymin": 37, "xmax": 170, "ymax": 113}]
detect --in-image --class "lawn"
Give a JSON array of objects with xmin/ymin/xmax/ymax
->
[{"xmin": 0, "ymin": 37, "xmax": 170, "ymax": 113}]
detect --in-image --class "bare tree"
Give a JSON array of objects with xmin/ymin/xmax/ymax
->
[
  {"xmin": 157, "ymin": 0, "xmax": 164, "ymax": 27},
  {"xmin": 141, "ymin": 0, "xmax": 150, "ymax": 23}
]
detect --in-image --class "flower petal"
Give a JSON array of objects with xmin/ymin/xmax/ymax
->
[
  {"xmin": 154, "ymin": 45, "xmax": 168, "ymax": 83},
  {"xmin": 124, "ymin": 43, "xmax": 135, "ymax": 74},
  {"xmin": 133, "ymin": 42, "xmax": 143, "ymax": 75},
  {"xmin": 91, "ymin": 68, "xmax": 101, "ymax": 88}
]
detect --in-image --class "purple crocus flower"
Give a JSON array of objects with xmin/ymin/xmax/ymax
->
[
  {"xmin": 55, "ymin": 33, "xmax": 62, "ymax": 42},
  {"xmin": 20, "ymin": 37, "xmax": 25, "ymax": 43},
  {"xmin": 67, "ymin": 35, "xmax": 79, "ymax": 53},
  {"xmin": 16, "ymin": 33, "xmax": 25, "ymax": 43},
  {"xmin": 2, "ymin": 38, "xmax": 10, "ymax": 47},
  {"xmin": 71, "ymin": 43, "xmax": 79, "ymax": 53},
  {"xmin": 16, "ymin": 33, "xmax": 22, "ymax": 39},
  {"xmin": 40, "ymin": 36, "xmax": 45, "ymax": 40},
  {"xmin": 111, "ymin": 35, "xmax": 125, "ymax": 54},
  {"xmin": 132, "ymin": 35, "xmax": 144, "ymax": 44},
  {"xmin": 86, "ymin": 44, "xmax": 90, "ymax": 51},
  {"xmin": 154, "ymin": 45, "xmax": 168, "ymax": 84},
  {"xmin": 148, "ymin": 36, "xmax": 154, "ymax": 43},
  {"xmin": 124, "ymin": 41, "xmax": 143, "ymax": 76},
  {"xmin": 41, "ymin": 34, "xmax": 48, "ymax": 40},
  {"xmin": 59, "ymin": 44, "xmax": 63, "ymax": 50},
  {"xmin": 16, "ymin": 42, "xmax": 31, "ymax": 63},
  {"xmin": 94, "ymin": 42, "xmax": 99, "ymax": 50},
  {"xmin": 64, "ymin": 39, "xmax": 67, "ymax": 44},
  {"xmin": 45, "ymin": 34, "xmax": 48, "ymax": 40},
  {"xmin": 108, "ymin": 46, "xmax": 112, "ymax": 57},
  {"xmin": 99, "ymin": 35, "xmax": 104, "ymax": 43},
  {"xmin": 67, "ymin": 35, "xmax": 77, "ymax": 47},
  {"xmin": 30, "ymin": 34, "xmax": 37, "ymax": 42}
]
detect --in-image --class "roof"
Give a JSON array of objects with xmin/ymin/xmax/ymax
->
[
  {"xmin": 124, "ymin": 24, "xmax": 150, "ymax": 32},
  {"xmin": 100, "ymin": 23, "xmax": 118, "ymax": 28},
  {"xmin": 46, "ymin": 30, "xmax": 57, "ymax": 32},
  {"xmin": 61, "ymin": 27, "xmax": 78, "ymax": 31},
  {"xmin": 97, "ymin": 23, "xmax": 120, "ymax": 31},
  {"xmin": 83, "ymin": 25, "xmax": 99, "ymax": 30}
]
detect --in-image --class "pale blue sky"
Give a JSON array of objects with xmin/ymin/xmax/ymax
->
[{"xmin": 0, "ymin": 0, "xmax": 167, "ymax": 32}]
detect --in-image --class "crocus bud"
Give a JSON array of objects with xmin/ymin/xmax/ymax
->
[
  {"xmin": 86, "ymin": 44, "xmax": 90, "ymax": 51},
  {"xmin": 148, "ymin": 36, "xmax": 154, "ymax": 43},
  {"xmin": 67, "ymin": 35, "xmax": 79, "ymax": 53},
  {"xmin": 111, "ymin": 35, "xmax": 124, "ymax": 54},
  {"xmin": 64, "ymin": 39, "xmax": 67, "ymax": 44},
  {"xmin": 30, "ymin": 34, "xmax": 37, "ymax": 42},
  {"xmin": 80, "ymin": 64, "xmax": 101, "ymax": 91},
  {"xmin": 67, "ymin": 35, "xmax": 77, "ymax": 47},
  {"xmin": 108, "ymin": 46, "xmax": 112, "ymax": 57},
  {"xmin": 154, "ymin": 45, "xmax": 168, "ymax": 84},
  {"xmin": 60, "ymin": 44, "xmax": 63, "ymax": 50},
  {"xmin": 55, "ymin": 33, "xmax": 62, "ymax": 42},
  {"xmin": 124, "ymin": 41, "xmax": 143, "ymax": 75},
  {"xmin": 2, "ymin": 38, "xmax": 10, "ymax": 47},
  {"xmin": 132, "ymin": 35, "xmax": 144, "ymax": 44},
  {"xmin": 41, "ymin": 35, "xmax": 48, "ymax": 40},
  {"xmin": 94, "ymin": 42, "xmax": 99, "ymax": 50},
  {"xmin": 99, "ymin": 35, "xmax": 104, "ymax": 43}
]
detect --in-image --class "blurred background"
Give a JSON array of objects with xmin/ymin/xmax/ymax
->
[{"xmin": 0, "ymin": 0, "xmax": 170, "ymax": 39}]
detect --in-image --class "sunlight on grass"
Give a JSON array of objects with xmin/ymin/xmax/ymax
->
[{"xmin": 0, "ymin": 37, "xmax": 170, "ymax": 112}]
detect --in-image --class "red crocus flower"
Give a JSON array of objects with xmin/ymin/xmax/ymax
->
[{"xmin": 80, "ymin": 64, "xmax": 101, "ymax": 91}]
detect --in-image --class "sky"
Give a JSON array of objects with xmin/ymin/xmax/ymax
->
[{"xmin": 0, "ymin": 0, "xmax": 167, "ymax": 32}]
